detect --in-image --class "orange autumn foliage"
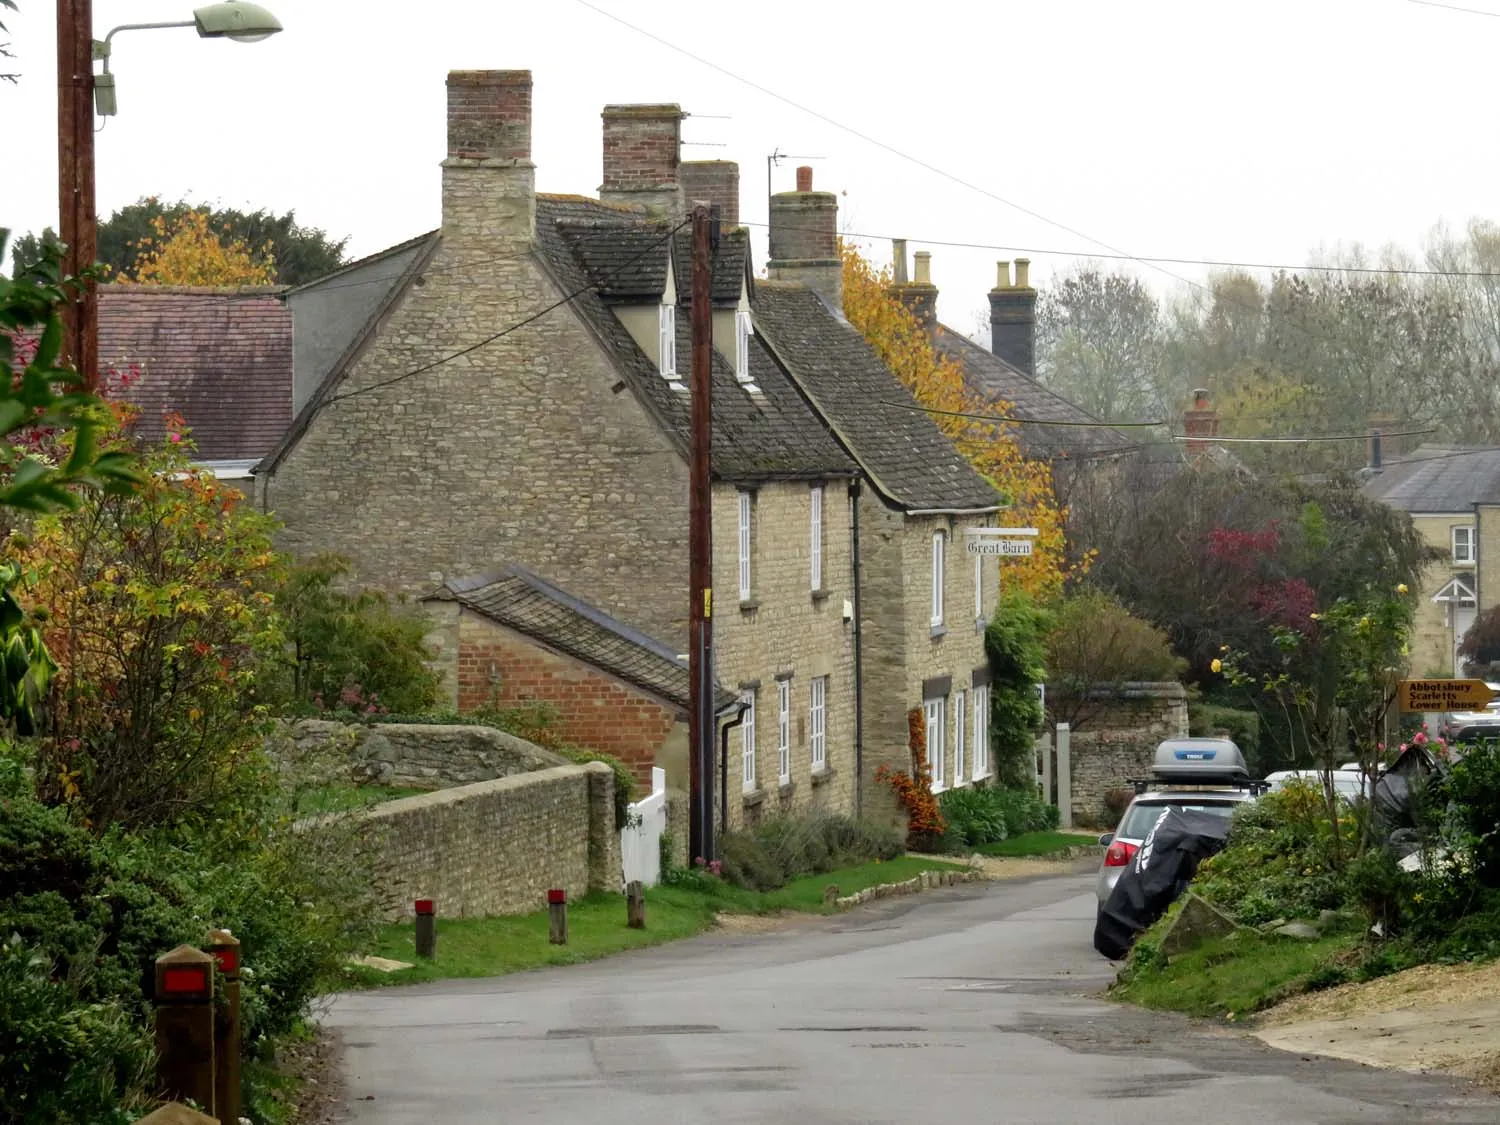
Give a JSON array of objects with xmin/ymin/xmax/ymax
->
[
  {"xmin": 840, "ymin": 244, "xmax": 1071, "ymax": 598},
  {"xmin": 876, "ymin": 707, "xmax": 946, "ymax": 846},
  {"xmin": 125, "ymin": 210, "xmax": 276, "ymax": 287}
]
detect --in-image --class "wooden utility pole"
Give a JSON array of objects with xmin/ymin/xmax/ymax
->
[
  {"xmin": 688, "ymin": 203, "xmax": 716, "ymax": 864},
  {"xmin": 57, "ymin": 0, "xmax": 99, "ymax": 388}
]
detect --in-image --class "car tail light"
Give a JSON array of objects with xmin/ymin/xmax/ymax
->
[{"xmin": 1104, "ymin": 840, "xmax": 1138, "ymax": 867}]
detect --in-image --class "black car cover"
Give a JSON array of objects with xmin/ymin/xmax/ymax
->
[{"xmin": 1093, "ymin": 807, "xmax": 1232, "ymax": 960}]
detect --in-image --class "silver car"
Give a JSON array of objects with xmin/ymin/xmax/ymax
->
[{"xmin": 1093, "ymin": 787, "xmax": 1253, "ymax": 907}]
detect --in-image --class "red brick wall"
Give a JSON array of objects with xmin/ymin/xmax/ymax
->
[{"xmin": 456, "ymin": 614, "xmax": 677, "ymax": 788}]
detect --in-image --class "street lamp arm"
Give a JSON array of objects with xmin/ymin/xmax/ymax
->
[{"xmin": 93, "ymin": 23, "xmax": 197, "ymax": 70}]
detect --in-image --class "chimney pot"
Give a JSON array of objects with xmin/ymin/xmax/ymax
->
[
  {"xmin": 1014, "ymin": 258, "xmax": 1031, "ymax": 289},
  {"xmin": 1193, "ymin": 387, "xmax": 1210, "ymax": 409},
  {"xmin": 768, "ymin": 179, "xmax": 842, "ymax": 309},
  {"xmin": 995, "ymin": 260, "xmax": 1011, "ymax": 290},
  {"xmin": 796, "ymin": 165, "xmax": 813, "ymax": 192},
  {"xmin": 989, "ymin": 256, "xmax": 1037, "ymax": 375},
  {"xmin": 1184, "ymin": 389, "xmax": 1220, "ymax": 458},
  {"xmin": 913, "ymin": 250, "xmax": 932, "ymax": 285},
  {"xmin": 892, "ymin": 239, "xmax": 908, "ymax": 285}
]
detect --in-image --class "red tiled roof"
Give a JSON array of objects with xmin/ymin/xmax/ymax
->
[{"xmin": 98, "ymin": 285, "xmax": 293, "ymax": 461}]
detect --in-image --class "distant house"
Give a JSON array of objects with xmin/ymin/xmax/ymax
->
[
  {"xmin": 253, "ymin": 70, "xmax": 1003, "ymax": 824},
  {"xmin": 1363, "ymin": 445, "xmax": 1500, "ymax": 675},
  {"xmin": 98, "ymin": 284, "xmax": 292, "ymax": 490}
]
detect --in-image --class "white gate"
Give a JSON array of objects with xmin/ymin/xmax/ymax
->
[{"xmin": 620, "ymin": 766, "xmax": 667, "ymax": 889}]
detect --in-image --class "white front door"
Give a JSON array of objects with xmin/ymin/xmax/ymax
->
[{"xmin": 1454, "ymin": 605, "xmax": 1477, "ymax": 674}]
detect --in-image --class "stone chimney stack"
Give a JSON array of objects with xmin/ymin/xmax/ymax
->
[
  {"xmin": 600, "ymin": 104, "xmax": 684, "ymax": 218},
  {"xmin": 989, "ymin": 258, "xmax": 1037, "ymax": 376},
  {"xmin": 1368, "ymin": 412, "xmax": 1400, "ymax": 468},
  {"xmin": 1184, "ymin": 388, "xmax": 1220, "ymax": 458},
  {"xmin": 442, "ymin": 70, "xmax": 535, "ymax": 248},
  {"xmin": 767, "ymin": 166, "xmax": 842, "ymax": 310},
  {"xmin": 680, "ymin": 160, "xmax": 740, "ymax": 228},
  {"xmin": 891, "ymin": 242, "xmax": 938, "ymax": 336}
]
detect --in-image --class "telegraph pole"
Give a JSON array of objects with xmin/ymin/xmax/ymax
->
[
  {"xmin": 688, "ymin": 203, "xmax": 717, "ymax": 864},
  {"xmin": 57, "ymin": 0, "xmax": 99, "ymax": 388}
]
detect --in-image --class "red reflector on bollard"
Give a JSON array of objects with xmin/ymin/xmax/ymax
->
[
  {"xmin": 210, "ymin": 947, "xmax": 239, "ymax": 975},
  {"xmin": 414, "ymin": 898, "xmax": 435, "ymax": 916},
  {"xmin": 547, "ymin": 888, "xmax": 566, "ymax": 905},
  {"xmin": 161, "ymin": 966, "xmax": 210, "ymax": 996}
]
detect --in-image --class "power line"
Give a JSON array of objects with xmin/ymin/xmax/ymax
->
[
  {"xmin": 879, "ymin": 400, "xmax": 1167, "ymax": 429},
  {"xmin": 570, "ymin": 0, "xmax": 1201, "ymax": 293},
  {"xmin": 322, "ymin": 220, "xmax": 688, "ymax": 408},
  {"xmin": 1408, "ymin": 0, "xmax": 1500, "ymax": 17}
]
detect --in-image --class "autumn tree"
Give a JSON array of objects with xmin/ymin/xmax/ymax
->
[
  {"xmin": 124, "ymin": 209, "xmax": 277, "ymax": 287},
  {"xmin": 1043, "ymin": 587, "xmax": 1185, "ymax": 731},
  {"xmin": 840, "ymin": 245, "xmax": 1068, "ymax": 599}
]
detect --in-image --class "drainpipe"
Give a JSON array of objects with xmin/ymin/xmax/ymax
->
[
  {"xmin": 719, "ymin": 701, "xmax": 749, "ymax": 837},
  {"xmin": 850, "ymin": 477, "xmax": 865, "ymax": 819}
]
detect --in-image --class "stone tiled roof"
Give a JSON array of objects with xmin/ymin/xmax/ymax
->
[
  {"xmin": 1362, "ymin": 445, "xmax": 1500, "ymax": 513},
  {"xmin": 437, "ymin": 565, "xmax": 735, "ymax": 712},
  {"xmin": 99, "ymin": 285, "xmax": 293, "ymax": 460},
  {"xmin": 535, "ymin": 196, "xmax": 856, "ymax": 484},
  {"xmin": 935, "ymin": 328, "xmax": 1134, "ymax": 461},
  {"xmin": 552, "ymin": 215, "xmax": 747, "ymax": 302},
  {"xmin": 751, "ymin": 283, "xmax": 1001, "ymax": 512}
]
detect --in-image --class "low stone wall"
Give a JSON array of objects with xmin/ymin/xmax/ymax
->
[
  {"xmin": 1058, "ymin": 682, "xmax": 1189, "ymax": 827},
  {"xmin": 346, "ymin": 762, "xmax": 620, "ymax": 920},
  {"xmin": 283, "ymin": 719, "xmax": 569, "ymax": 787}
]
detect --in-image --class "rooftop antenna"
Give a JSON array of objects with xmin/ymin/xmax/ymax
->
[{"xmin": 767, "ymin": 148, "xmax": 825, "ymax": 227}]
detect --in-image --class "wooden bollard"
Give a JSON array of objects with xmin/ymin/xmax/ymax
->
[
  {"xmin": 154, "ymin": 945, "xmax": 216, "ymax": 1116},
  {"xmin": 626, "ymin": 880, "xmax": 646, "ymax": 929},
  {"xmin": 548, "ymin": 888, "xmax": 568, "ymax": 944},
  {"xmin": 414, "ymin": 899, "xmax": 437, "ymax": 960},
  {"xmin": 205, "ymin": 930, "xmax": 241, "ymax": 1125}
]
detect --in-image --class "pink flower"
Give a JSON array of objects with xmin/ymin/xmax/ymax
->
[
  {"xmin": 1377, "ymin": 742, "xmax": 1385, "ymax": 751},
  {"xmin": 1413, "ymin": 731, "xmax": 1428, "ymax": 745},
  {"xmin": 167, "ymin": 432, "xmax": 182, "ymax": 443}
]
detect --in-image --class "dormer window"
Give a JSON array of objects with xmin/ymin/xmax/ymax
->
[
  {"xmin": 658, "ymin": 302, "xmax": 678, "ymax": 381},
  {"xmin": 735, "ymin": 309, "xmax": 752, "ymax": 383}
]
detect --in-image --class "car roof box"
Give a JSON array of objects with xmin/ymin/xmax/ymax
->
[{"xmin": 1151, "ymin": 738, "xmax": 1249, "ymax": 785}]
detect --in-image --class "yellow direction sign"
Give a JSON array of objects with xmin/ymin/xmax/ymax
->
[{"xmin": 1397, "ymin": 678, "xmax": 1496, "ymax": 713}]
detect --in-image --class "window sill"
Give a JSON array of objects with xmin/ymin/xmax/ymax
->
[
  {"xmin": 739, "ymin": 599, "xmax": 761, "ymax": 614},
  {"xmin": 811, "ymin": 587, "xmax": 833, "ymax": 604},
  {"xmin": 777, "ymin": 778, "xmax": 795, "ymax": 798},
  {"xmin": 742, "ymin": 787, "xmax": 767, "ymax": 808},
  {"xmin": 811, "ymin": 766, "xmax": 834, "ymax": 787},
  {"xmin": 930, "ymin": 624, "xmax": 948, "ymax": 640}
]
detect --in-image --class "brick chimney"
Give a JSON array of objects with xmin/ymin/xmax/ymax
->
[
  {"xmin": 1184, "ymin": 388, "xmax": 1220, "ymax": 457},
  {"xmin": 989, "ymin": 258, "xmax": 1037, "ymax": 376},
  {"xmin": 890, "ymin": 242, "xmax": 938, "ymax": 336},
  {"xmin": 680, "ymin": 160, "xmax": 739, "ymax": 228},
  {"xmin": 767, "ymin": 166, "xmax": 841, "ymax": 309},
  {"xmin": 600, "ymin": 104, "xmax": 684, "ymax": 218},
  {"xmin": 442, "ymin": 70, "xmax": 535, "ymax": 249}
]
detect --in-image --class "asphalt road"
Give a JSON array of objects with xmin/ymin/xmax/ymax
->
[{"xmin": 323, "ymin": 874, "xmax": 1497, "ymax": 1124}]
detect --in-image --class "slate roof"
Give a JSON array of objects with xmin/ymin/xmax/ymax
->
[
  {"xmin": 751, "ymin": 283, "xmax": 1001, "ymax": 512},
  {"xmin": 535, "ymin": 196, "xmax": 856, "ymax": 484},
  {"xmin": 436, "ymin": 565, "xmax": 735, "ymax": 713},
  {"xmin": 936, "ymin": 328, "xmax": 1135, "ymax": 461},
  {"xmin": 98, "ymin": 285, "xmax": 293, "ymax": 460},
  {"xmin": 1362, "ymin": 445, "xmax": 1500, "ymax": 513},
  {"xmin": 553, "ymin": 218, "xmax": 748, "ymax": 302}
]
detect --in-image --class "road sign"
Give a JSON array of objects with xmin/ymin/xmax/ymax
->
[
  {"xmin": 1397, "ymin": 678, "xmax": 1496, "ymax": 713},
  {"xmin": 968, "ymin": 539, "xmax": 1033, "ymax": 557}
]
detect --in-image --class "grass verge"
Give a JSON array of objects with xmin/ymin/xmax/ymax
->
[
  {"xmin": 975, "ymin": 831, "xmax": 1099, "ymax": 858},
  {"xmin": 1111, "ymin": 928, "xmax": 1360, "ymax": 1020},
  {"xmin": 342, "ymin": 855, "xmax": 966, "ymax": 988}
]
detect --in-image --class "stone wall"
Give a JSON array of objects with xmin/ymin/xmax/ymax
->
[
  {"xmin": 713, "ymin": 479, "xmax": 857, "ymax": 827},
  {"xmin": 283, "ymin": 719, "xmax": 568, "ymax": 787},
  {"xmin": 348, "ymin": 761, "xmax": 619, "ymax": 919},
  {"xmin": 1060, "ymin": 682, "xmax": 1189, "ymax": 827}
]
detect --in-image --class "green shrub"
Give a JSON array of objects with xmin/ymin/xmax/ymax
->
[
  {"xmin": 940, "ymin": 786, "xmax": 1009, "ymax": 846},
  {"xmin": 715, "ymin": 813, "xmax": 902, "ymax": 891}
]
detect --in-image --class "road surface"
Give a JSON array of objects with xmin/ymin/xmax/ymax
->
[{"xmin": 323, "ymin": 873, "xmax": 1496, "ymax": 1123}]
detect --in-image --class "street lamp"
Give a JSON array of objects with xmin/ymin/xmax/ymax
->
[
  {"xmin": 94, "ymin": 5, "xmax": 285, "ymax": 116},
  {"xmin": 55, "ymin": 2, "xmax": 283, "ymax": 389}
]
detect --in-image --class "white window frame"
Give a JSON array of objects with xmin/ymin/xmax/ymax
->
[
  {"xmin": 810, "ymin": 676, "xmax": 827, "ymax": 771},
  {"xmin": 735, "ymin": 308, "xmax": 753, "ymax": 384},
  {"xmin": 777, "ymin": 680, "xmax": 791, "ymax": 784},
  {"xmin": 973, "ymin": 685, "xmax": 990, "ymax": 779},
  {"xmin": 1453, "ymin": 525, "xmax": 1476, "ymax": 565},
  {"xmin": 974, "ymin": 552, "xmax": 984, "ymax": 622},
  {"xmin": 738, "ymin": 491, "xmax": 753, "ymax": 601},
  {"xmin": 931, "ymin": 531, "xmax": 946, "ymax": 628},
  {"xmin": 954, "ymin": 689, "xmax": 967, "ymax": 785},
  {"xmin": 810, "ymin": 485, "xmax": 824, "ymax": 591},
  {"xmin": 658, "ymin": 302, "xmax": 677, "ymax": 380},
  {"xmin": 741, "ymin": 689, "xmax": 757, "ymax": 792},
  {"xmin": 926, "ymin": 696, "xmax": 946, "ymax": 790}
]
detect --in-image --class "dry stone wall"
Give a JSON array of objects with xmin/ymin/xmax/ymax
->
[
  {"xmin": 282, "ymin": 719, "xmax": 568, "ymax": 787},
  {"xmin": 1059, "ymin": 683, "xmax": 1189, "ymax": 827}
]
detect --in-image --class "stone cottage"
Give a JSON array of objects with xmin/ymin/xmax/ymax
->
[{"xmin": 254, "ymin": 68, "xmax": 1009, "ymax": 824}]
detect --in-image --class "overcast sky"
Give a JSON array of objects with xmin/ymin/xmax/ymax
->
[{"xmin": 5, "ymin": 0, "xmax": 1499, "ymax": 329}]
